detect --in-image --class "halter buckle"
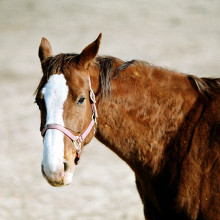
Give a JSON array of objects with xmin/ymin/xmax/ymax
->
[
  {"xmin": 90, "ymin": 89, "xmax": 96, "ymax": 103},
  {"xmin": 89, "ymin": 89, "xmax": 98, "ymax": 124}
]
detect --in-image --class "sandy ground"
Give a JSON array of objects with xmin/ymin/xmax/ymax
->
[{"xmin": 0, "ymin": 0, "xmax": 220, "ymax": 219}]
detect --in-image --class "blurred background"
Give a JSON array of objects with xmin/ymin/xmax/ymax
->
[{"xmin": 0, "ymin": 0, "xmax": 219, "ymax": 219}]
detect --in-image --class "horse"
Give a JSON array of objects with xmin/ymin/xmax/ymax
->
[{"xmin": 35, "ymin": 33, "xmax": 220, "ymax": 220}]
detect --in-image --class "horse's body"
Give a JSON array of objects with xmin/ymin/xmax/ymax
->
[{"xmin": 35, "ymin": 34, "xmax": 220, "ymax": 219}]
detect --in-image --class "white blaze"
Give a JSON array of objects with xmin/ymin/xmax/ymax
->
[{"xmin": 41, "ymin": 74, "xmax": 68, "ymax": 176}]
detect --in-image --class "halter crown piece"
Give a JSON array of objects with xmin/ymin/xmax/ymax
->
[{"xmin": 41, "ymin": 76, "xmax": 98, "ymax": 165}]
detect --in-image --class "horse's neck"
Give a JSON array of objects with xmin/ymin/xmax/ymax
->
[{"xmin": 90, "ymin": 61, "xmax": 201, "ymax": 174}]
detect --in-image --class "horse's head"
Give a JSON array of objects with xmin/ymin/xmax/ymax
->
[{"xmin": 35, "ymin": 34, "xmax": 101, "ymax": 187}]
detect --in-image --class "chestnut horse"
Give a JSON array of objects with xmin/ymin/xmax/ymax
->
[{"xmin": 35, "ymin": 34, "xmax": 220, "ymax": 219}]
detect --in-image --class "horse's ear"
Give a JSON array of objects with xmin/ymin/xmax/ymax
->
[
  {"xmin": 79, "ymin": 33, "xmax": 102, "ymax": 69},
  {"xmin": 39, "ymin": 37, "xmax": 53, "ymax": 62}
]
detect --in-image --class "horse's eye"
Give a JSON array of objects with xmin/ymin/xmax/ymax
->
[{"xmin": 77, "ymin": 97, "xmax": 85, "ymax": 105}]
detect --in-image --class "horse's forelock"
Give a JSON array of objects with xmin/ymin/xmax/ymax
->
[{"xmin": 35, "ymin": 53, "xmax": 79, "ymax": 96}]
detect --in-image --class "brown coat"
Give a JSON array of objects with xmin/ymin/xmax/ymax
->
[{"xmin": 36, "ymin": 34, "xmax": 220, "ymax": 219}]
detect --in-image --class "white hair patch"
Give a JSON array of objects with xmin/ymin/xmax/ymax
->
[{"xmin": 41, "ymin": 74, "xmax": 68, "ymax": 177}]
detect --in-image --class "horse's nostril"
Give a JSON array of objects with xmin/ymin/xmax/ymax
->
[{"xmin": 63, "ymin": 161, "xmax": 69, "ymax": 172}]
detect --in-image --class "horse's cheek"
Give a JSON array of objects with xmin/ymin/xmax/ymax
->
[{"xmin": 63, "ymin": 136, "xmax": 76, "ymax": 172}]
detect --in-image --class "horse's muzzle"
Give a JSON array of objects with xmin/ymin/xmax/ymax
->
[{"xmin": 41, "ymin": 163, "xmax": 73, "ymax": 187}]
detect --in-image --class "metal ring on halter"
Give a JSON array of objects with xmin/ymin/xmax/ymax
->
[
  {"xmin": 73, "ymin": 137, "xmax": 82, "ymax": 165},
  {"xmin": 73, "ymin": 137, "xmax": 81, "ymax": 150}
]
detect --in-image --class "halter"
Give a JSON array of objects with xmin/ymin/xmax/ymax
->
[{"xmin": 41, "ymin": 77, "xmax": 98, "ymax": 165}]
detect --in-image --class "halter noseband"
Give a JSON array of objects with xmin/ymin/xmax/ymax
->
[{"xmin": 40, "ymin": 77, "xmax": 97, "ymax": 165}]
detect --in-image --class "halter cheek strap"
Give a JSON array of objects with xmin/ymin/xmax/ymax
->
[{"xmin": 40, "ymin": 76, "xmax": 97, "ymax": 165}]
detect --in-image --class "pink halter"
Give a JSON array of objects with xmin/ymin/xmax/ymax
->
[{"xmin": 41, "ymin": 77, "xmax": 97, "ymax": 164}]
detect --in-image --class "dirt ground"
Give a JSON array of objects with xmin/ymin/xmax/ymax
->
[{"xmin": 0, "ymin": 0, "xmax": 219, "ymax": 219}]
